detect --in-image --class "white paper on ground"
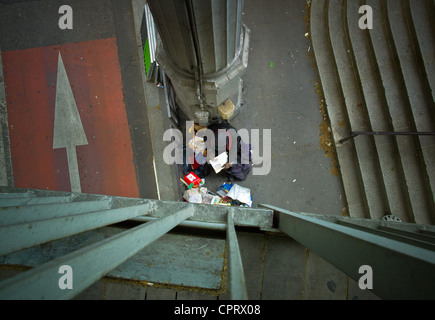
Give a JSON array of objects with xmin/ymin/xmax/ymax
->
[{"xmin": 227, "ymin": 184, "xmax": 252, "ymax": 206}]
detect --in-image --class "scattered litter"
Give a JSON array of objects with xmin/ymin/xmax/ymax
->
[
  {"xmin": 211, "ymin": 196, "xmax": 225, "ymax": 205},
  {"xmin": 217, "ymin": 190, "xmax": 227, "ymax": 198},
  {"xmin": 179, "ymin": 122, "xmax": 255, "ymax": 207},
  {"xmin": 200, "ymin": 193, "xmax": 214, "ymax": 204},
  {"xmin": 184, "ymin": 172, "xmax": 202, "ymax": 188},
  {"xmin": 183, "ymin": 188, "xmax": 201, "ymax": 203},
  {"xmin": 187, "ymin": 193, "xmax": 202, "ymax": 204},
  {"xmin": 227, "ymin": 184, "xmax": 252, "ymax": 207},
  {"xmin": 199, "ymin": 187, "xmax": 207, "ymax": 194},
  {"xmin": 219, "ymin": 182, "xmax": 233, "ymax": 193}
]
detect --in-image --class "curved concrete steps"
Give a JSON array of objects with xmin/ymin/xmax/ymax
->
[
  {"xmin": 310, "ymin": 0, "xmax": 369, "ymax": 219},
  {"xmin": 329, "ymin": 0, "xmax": 389, "ymax": 221},
  {"xmin": 310, "ymin": 0, "xmax": 435, "ymax": 224}
]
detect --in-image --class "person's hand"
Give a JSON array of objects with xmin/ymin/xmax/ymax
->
[{"xmin": 224, "ymin": 163, "xmax": 232, "ymax": 169}]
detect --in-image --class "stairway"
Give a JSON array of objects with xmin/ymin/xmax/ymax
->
[{"xmin": 310, "ymin": 0, "xmax": 435, "ymax": 224}]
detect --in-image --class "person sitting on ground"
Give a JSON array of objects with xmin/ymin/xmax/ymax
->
[{"xmin": 207, "ymin": 121, "xmax": 252, "ymax": 182}]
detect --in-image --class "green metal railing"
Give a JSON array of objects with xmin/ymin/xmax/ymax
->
[
  {"xmin": 0, "ymin": 207, "xmax": 193, "ymax": 300},
  {"xmin": 226, "ymin": 211, "xmax": 248, "ymax": 300},
  {"xmin": 261, "ymin": 204, "xmax": 435, "ymax": 300},
  {"xmin": 0, "ymin": 188, "xmax": 269, "ymax": 300},
  {"xmin": 1, "ymin": 188, "xmax": 435, "ymax": 299}
]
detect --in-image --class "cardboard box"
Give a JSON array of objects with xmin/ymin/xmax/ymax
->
[{"xmin": 218, "ymin": 99, "xmax": 235, "ymax": 120}]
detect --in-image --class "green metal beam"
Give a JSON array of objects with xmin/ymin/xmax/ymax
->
[
  {"xmin": 261, "ymin": 204, "xmax": 435, "ymax": 300},
  {"xmin": 0, "ymin": 206, "xmax": 194, "ymax": 299},
  {"xmin": 0, "ymin": 200, "xmax": 112, "ymax": 226},
  {"xmin": 0, "ymin": 203, "xmax": 157, "ymax": 256},
  {"xmin": 226, "ymin": 211, "xmax": 248, "ymax": 300},
  {"xmin": 0, "ymin": 195, "xmax": 73, "ymax": 207}
]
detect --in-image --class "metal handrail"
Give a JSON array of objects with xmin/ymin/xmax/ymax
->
[
  {"xmin": 0, "ymin": 187, "xmax": 272, "ymax": 300},
  {"xmin": 260, "ymin": 204, "xmax": 435, "ymax": 300}
]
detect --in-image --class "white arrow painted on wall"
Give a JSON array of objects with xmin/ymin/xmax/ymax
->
[{"xmin": 53, "ymin": 52, "xmax": 88, "ymax": 193}]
